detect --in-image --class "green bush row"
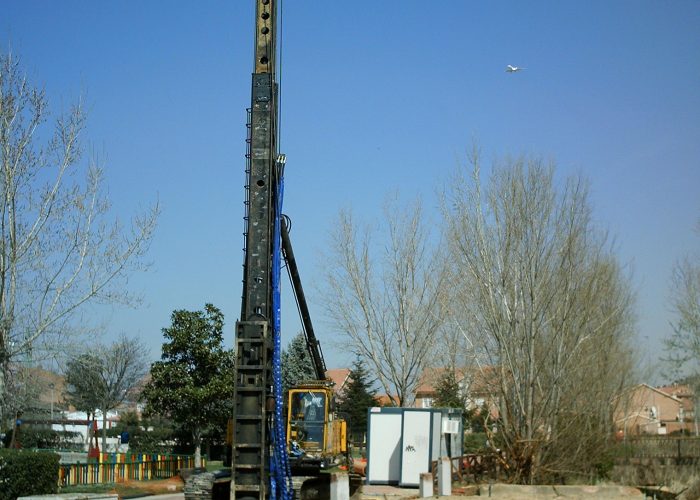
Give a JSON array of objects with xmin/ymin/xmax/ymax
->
[
  {"xmin": 0, "ymin": 449, "xmax": 60, "ymax": 500},
  {"xmin": 2, "ymin": 427, "xmax": 82, "ymax": 451}
]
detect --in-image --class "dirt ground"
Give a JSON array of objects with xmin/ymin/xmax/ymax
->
[{"xmin": 110, "ymin": 476, "xmax": 184, "ymax": 496}]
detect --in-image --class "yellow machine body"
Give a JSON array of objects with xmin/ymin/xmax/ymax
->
[{"xmin": 286, "ymin": 383, "xmax": 346, "ymax": 459}]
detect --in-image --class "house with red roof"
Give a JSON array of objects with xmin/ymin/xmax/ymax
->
[
  {"xmin": 325, "ymin": 368, "xmax": 351, "ymax": 398},
  {"xmin": 614, "ymin": 383, "xmax": 691, "ymax": 436}
]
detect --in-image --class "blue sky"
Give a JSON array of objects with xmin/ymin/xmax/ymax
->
[{"xmin": 3, "ymin": 1, "xmax": 699, "ymax": 377}]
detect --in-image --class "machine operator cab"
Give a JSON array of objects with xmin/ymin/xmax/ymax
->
[
  {"xmin": 285, "ymin": 381, "xmax": 347, "ymax": 470},
  {"xmin": 289, "ymin": 389, "xmax": 327, "ymax": 447}
]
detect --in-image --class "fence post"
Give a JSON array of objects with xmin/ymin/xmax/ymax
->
[{"xmin": 438, "ymin": 456, "xmax": 452, "ymax": 496}]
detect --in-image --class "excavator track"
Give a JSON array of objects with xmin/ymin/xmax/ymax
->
[
  {"xmin": 184, "ymin": 471, "xmax": 231, "ymax": 500},
  {"xmin": 184, "ymin": 470, "xmax": 360, "ymax": 500}
]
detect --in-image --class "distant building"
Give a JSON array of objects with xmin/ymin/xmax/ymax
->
[
  {"xmin": 32, "ymin": 367, "xmax": 67, "ymax": 414},
  {"xmin": 324, "ymin": 368, "xmax": 351, "ymax": 398},
  {"xmin": 657, "ymin": 383, "xmax": 696, "ymax": 434},
  {"xmin": 374, "ymin": 394, "xmax": 398, "ymax": 407},
  {"xmin": 614, "ymin": 383, "xmax": 694, "ymax": 436},
  {"xmin": 13, "ymin": 367, "xmax": 142, "ymax": 443},
  {"xmin": 2, "ymin": 365, "xmax": 69, "ymax": 421},
  {"xmin": 413, "ymin": 366, "xmax": 499, "ymax": 420}
]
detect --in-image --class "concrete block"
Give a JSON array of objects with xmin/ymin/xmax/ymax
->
[
  {"xmin": 485, "ymin": 484, "xmax": 557, "ymax": 498},
  {"xmin": 419, "ymin": 472, "xmax": 433, "ymax": 497},
  {"xmin": 485, "ymin": 484, "xmax": 644, "ymax": 498},
  {"xmin": 330, "ymin": 471, "xmax": 350, "ymax": 500},
  {"xmin": 552, "ymin": 484, "xmax": 644, "ymax": 497},
  {"xmin": 438, "ymin": 456, "xmax": 451, "ymax": 496}
]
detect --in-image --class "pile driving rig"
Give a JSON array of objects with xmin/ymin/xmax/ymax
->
[{"xmin": 229, "ymin": 1, "xmax": 345, "ymax": 499}]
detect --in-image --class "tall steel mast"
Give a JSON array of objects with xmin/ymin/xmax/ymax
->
[{"xmin": 231, "ymin": 0, "xmax": 279, "ymax": 498}]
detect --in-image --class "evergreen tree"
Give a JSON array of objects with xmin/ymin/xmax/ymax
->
[
  {"xmin": 433, "ymin": 370, "xmax": 487, "ymax": 433},
  {"xmin": 433, "ymin": 369, "xmax": 464, "ymax": 408},
  {"xmin": 281, "ymin": 332, "xmax": 316, "ymax": 392},
  {"xmin": 142, "ymin": 304, "xmax": 234, "ymax": 467},
  {"xmin": 337, "ymin": 355, "xmax": 378, "ymax": 443},
  {"xmin": 469, "ymin": 402, "xmax": 491, "ymax": 434}
]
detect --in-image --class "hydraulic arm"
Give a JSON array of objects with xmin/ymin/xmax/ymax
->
[{"xmin": 281, "ymin": 218, "xmax": 327, "ymax": 381}]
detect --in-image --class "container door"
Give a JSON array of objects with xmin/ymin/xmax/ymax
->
[
  {"xmin": 400, "ymin": 410, "xmax": 432, "ymax": 487},
  {"xmin": 367, "ymin": 411, "xmax": 402, "ymax": 484}
]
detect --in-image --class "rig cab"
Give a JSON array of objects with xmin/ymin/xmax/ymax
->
[{"xmin": 286, "ymin": 382, "xmax": 347, "ymax": 471}]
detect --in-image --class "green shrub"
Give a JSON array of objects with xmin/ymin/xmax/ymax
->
[
  {"xmin": 0, "ymin": 449, "xmax": 60, "ymax": 500},
  {"xmin": 11, "ymin": 427, "xmax": 82, "ymax": 451},
  {"xmin": 593, "ymin": 449, "xmax": 615, "ymax": 480},
  {"xmin": 463, "ymin": 432, "xmax": 488, "ymax": 453}
]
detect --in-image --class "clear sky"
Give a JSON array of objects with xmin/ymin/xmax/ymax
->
[{"xmin": 3, "ymin": 1, "xmax": 699, "ymax": 377}]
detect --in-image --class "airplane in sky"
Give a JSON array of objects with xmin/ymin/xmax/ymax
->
[{"xmin": 506, "ymin": 64, "xmax": 525, "ymax": 73}]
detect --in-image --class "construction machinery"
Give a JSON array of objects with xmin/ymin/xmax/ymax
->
[
  {"xmin": 184, "ymin": 3, "xmax": 345, "ymax": 498},
  {"xmin": 229, "ymin": 0, "xmax": 345, "ymax": 498},
  {"xmin": 280, "ymin": 218, "xmax": 347, "ymax": 475}
]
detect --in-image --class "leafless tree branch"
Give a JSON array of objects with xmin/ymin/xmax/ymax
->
[
  {"xmin": 0, "ymin": 52, "xmax": 159, "ymax": 427},
  {"xmin": 443, "ymin": 154, "xmax": 637, "ymax": 482},
  {"xmin": 322, "ymin": 196, "xmax": 448, "ymax": 406}
]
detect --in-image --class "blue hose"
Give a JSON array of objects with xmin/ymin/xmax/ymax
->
[{"xmin": 270, "ymin": 172, "xmax": 292, "ymax": 499}]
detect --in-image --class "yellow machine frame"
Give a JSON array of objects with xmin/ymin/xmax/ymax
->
[{"xmin": 286, "ymin": 383, "xmax": 346, "ymax": 459}]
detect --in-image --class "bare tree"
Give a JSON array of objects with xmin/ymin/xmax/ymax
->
[
  {"xmin": 64, "ymin": 335, "xmax": 148, "ymax": 450},
  {"xmin": 0, "ymin": 52, "xmax": 158, "ymax": 427},
  {"xmin": 3, "ymin": 363, "xmax": 44, "ymax": 448},
  {"xmin": 443, "ymin": 153, "xmax": 636, "ymax": 482},
  {"xmin": 64, "ymin": 353, "xmax": 103, "ymax": 418},
  {"xmin": 323, "ymin": 196, "xmax": 448, "ymax": 406},
  {"xmin": 664, "ymin": 220, "xmax": 700, "ymax": 435}
]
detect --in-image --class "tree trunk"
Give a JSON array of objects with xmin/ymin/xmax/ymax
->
[
  {"xmin": 694, "ymin": 381, "xmax": 700, "ymax": 437},
  {"xmin": 102, "ymin": 409, "xmax": 108, "ymax": 451},
  {"xmin": 0, "ymin": 368, "xmax": 5, "ymax": 432},
  {"xmin": 8, "ymin": 412, "xmax": 20, "ymax": 448},
  {"xmin": 194, "ymin": 426, "xmax": 202, "ymax": 468}
]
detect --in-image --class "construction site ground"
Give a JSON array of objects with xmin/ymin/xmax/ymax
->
[
  {"xmin": 55, "ymin": 476, "xmax": 655, "ymax": 499},
  {"xmin": 357, "ymin": 483, "xmax": 646, "ymax": 499}
]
